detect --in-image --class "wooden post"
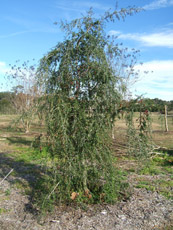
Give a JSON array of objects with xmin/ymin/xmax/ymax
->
[
  {"xmin": 112, "ymin": 119, "xmax": 115, "ymax": 139},
  {"xmin": 112, "ymin": 126, "xmax": 115, "ymax": 139},
  {"xmin": 165, "ymin": 105, "xmax": 169, "ymax": 132}
]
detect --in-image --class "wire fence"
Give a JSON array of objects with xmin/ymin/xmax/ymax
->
[{"xmin": 151, "ymin": 114, "xmax": 173, "ymax": 132}]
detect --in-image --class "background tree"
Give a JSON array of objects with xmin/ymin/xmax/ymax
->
[
  {"xmin": 38, "ymin": 7, "xmax": 141, "ymax": 203},
  {"xmin": 6, "ymin": 60, "xmax": 41, "ymax": 133},
  {"xmin": 0, "ymin": 92, "xmax": 15, "ymax": 114}
]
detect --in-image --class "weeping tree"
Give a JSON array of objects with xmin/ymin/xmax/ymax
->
[{"xmin": 38, "ymin": 7, "xmax": 141, "ymax": 203}]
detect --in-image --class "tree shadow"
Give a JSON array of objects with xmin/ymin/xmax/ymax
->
[
  {"xmin": 157, "ymin": 148, "xmax": 173, "ymax": 156},
  {"xmin": 163, "ymin": 149, "xmax": 173, "ymax": 156},
  {"xmin": 0, "ymin": 125, "xmax": 23, "ymax": 133},
  {"xmin": 0, "ymin": 151, "xmax": 52, "ymax": 215},
  {"xmin": 6, "ymin": 137, "xmax": 33, "ymax": 146}
]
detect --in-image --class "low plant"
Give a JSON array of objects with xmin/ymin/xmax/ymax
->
[
  {"xmin": 5, "ymin": 189, "xmax": 11, "ymax": 196},
  {"xmin": 135, "ymin": 179, "xmax": 173, "ymax": 200},
  {"xmin": 0, "ymin": 208, "xmax": 8, "ymax": 214}
]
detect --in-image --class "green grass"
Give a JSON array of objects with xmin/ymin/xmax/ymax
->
[
  {"xmin": 139, "ymin": 163, "xmax": 163, "ymax": 175},
  {"xmin": 135, "ymin": 179, "xmax": 173, "ymax": 200},
  {"xmin": 135, "ymin": 182, "xmax": 156, "ymax": 192},
  {"xmin": 0, "ymin": 208, "xmax": 8, "ymax": 214},
  {"xmin": 5, "ymin": 189, "xmax": 11, "ymax": 196},
  {"xmin": 135, "ymin": 153, "xmax": 173, "ymax": 199},
  {"xmin": 7, "ymin": 146, "xmax": 51, "ymax": 165},
  {"xmin": 139, "ymin": 152, "xmax": 173, "ymax": 174},
  {"xmin": 0, "ymin": 190, "xmax": 10, "ymax": 202}
]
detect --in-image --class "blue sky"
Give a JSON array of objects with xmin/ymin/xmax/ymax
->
[{"xmin": 0, "ymin": 0, "xmax": 173, "ymax": 100}]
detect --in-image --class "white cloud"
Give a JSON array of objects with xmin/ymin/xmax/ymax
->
[
  {"xmin": 131, "ymin": 60, "xmax": 173, "ymax": 100},
  {"xmin": 109, "ymin": 29, "xmax": 173, "ymax": 48},
  {"xmin": 143, "ymin": 0, "xmax": 173, "ymax": 10}
]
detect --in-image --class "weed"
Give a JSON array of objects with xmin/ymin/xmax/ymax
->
[
  {"xmin": 139, "ymin": 152, "xmax": 173, "ymax": 176},
  {"xmin": 155, "ymin": 179, "xmax": 173, "ymax": 200},
  {"xmin": 0, "ymin": 208, "xmax": 8, "ymax": 214},
  {"xmin": 164, "ymin": 167, "xmax": 173, "ymax": 174},
  {"xmin": 5, "ymin": 189, "xmax": 11, "ymax": 196},
  {"xmin": 135, "ymin": 183, "xmax": 156, "ymax": 191},
  {"xmin": 135, "ymin": 178, "xmax": 173, "ymax": 200},
  {"xmin": 10, "ymin": 146, "xmax": 51, "ymax": 165},
  {"xmin": 139, "ymin": 164, "xmax": 162, "ymax": 175}
]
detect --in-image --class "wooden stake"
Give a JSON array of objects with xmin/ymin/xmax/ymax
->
[
  {"xmin": 165, "ymin": 105, "xmax": 169, "ymax": 132},
  {"xmin": 0, "ymin": 169, "xmax": 13, "ymax": 186}
]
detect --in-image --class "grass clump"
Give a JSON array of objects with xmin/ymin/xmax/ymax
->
[
  {"xmin": 0, "ymin": 208, "xmax": 8, "ymax": 214},
  {"xmin": 139, "ymin": 152, "xmax": 172, "ymax": 176},
  {"xmin": 135, "ymin": 179, "xmax": 173, "ymax": 200},
  {"xmin": 135, "ymin": 181, "xmax": 156, "ymax": 192},
  {"xmin": 10, "ymin": 146, "xmax": 51, "ymax": 165},
  {"xmin": 139, "ymin": 163, "xmax": 162, "ymax": 175}
]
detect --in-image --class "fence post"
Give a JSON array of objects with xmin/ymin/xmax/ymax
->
[{"xmin": 165, "ymin": 105, "xmax": 169, "ymax": 132}]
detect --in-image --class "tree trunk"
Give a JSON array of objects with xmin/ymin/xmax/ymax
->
[{"xmin": 25, "ymin": 120, "xmax": 30, "ymax": 133}]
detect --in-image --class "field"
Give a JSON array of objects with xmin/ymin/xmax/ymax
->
[
  {"xmin": 114, "ymin": 112, "xmax": 173, "ymax": 149},
  {"xmin": 151, "ymin": 112, "xmax": 173, "ymax": 149},
  {"xmin": 0, "ymin": 114, "xmax": 172, "ymax": 229}
]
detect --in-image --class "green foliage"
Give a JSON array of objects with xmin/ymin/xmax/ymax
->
[
  {"xmin": 5, "ymin": 189, "xmax": 11, "ymax": 196},
  {"xmin": 0, "ymin": 92, "xmax": 15, "ymax": 114},
  {"xmin": 130, "ymin": 97, "xmax": 173, "ymax": 113},
  {"xmin": 37, "ymin": 7, "xmax": 141, "ymax": 204},
  {"xmin": 122, "ymin": 98, "xmax": 152, "ymax": 160},
  {"xmin": 32, "ymin": 166, "xmax": 130, "ymax": 212},
  {"xmin": 0, "ymin": 208, "xmax": 8, "ymax": 214},
  {"xmin": 139, "ymin": 163, "xmax": 162, "ymax": 175},
  {"xmin": 11, "ymin": 146, "xmax": 50, "ymax": 164}
]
